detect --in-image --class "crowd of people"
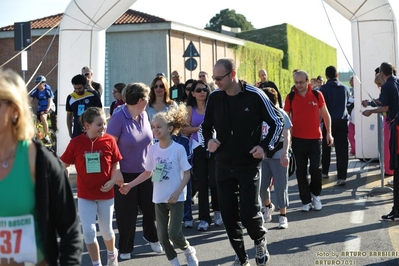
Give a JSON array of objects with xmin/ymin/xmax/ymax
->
[{"xmin": 2, "ymin": 58, "xmax": 398, "ymax": 266}]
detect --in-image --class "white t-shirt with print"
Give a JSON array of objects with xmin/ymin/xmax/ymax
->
[{"xmin": 145, "ymin": 141, "xmax": 192, "ymax": 203}]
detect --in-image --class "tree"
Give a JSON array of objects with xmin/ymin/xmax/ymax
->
[{"xmin": 205, "ymin": 9, "xmax": 255, "ymax": 33}]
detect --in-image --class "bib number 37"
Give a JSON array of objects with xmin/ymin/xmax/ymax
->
[{"xmin": 0, "ymin": 215, "xmax": 37, "ymax": 263}]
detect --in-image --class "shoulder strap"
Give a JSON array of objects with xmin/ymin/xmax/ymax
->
[
  {"xmin": 312, "ymin": 90, "xmax": 319, "ymax": 101},
  {"xmin": 289, "ymin": 91, "xmax": 295, "ymax": 111}
]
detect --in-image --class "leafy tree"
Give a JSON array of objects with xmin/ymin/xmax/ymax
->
[{"xmin": 205, "ymin": 9, "xmax": 255, "ymax": 32}]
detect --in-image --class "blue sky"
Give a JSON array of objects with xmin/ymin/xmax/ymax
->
[{"xmin": 1, "ymin": 0, "xmax": 353, "ymax": 70}]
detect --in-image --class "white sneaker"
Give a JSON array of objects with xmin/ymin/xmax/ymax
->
[
  {"xmin": 170, "ymin": 256, "xmax": 181, "ymax": 266},
  {"xmin": 184, "ymin": 246, "xmax": 199, "ymax": 266},
  {"xmin": 184, "ymin": 220, "xmax": 193, "ymax": 228},
  {"xmin": 231, "ymin": 255, "xmax": 250, "ymax": 265},
  {"xmin": 311, "ymin": 193, "xmax": 322, "ymax": 211},
  {"xmin": 278, "ymin": 216, "xmax": 288, "ymax": 229},
  {"xmin": 143, "ymin": 236, "xmax": 163, "ymax": 253},
  {"xmin": 197, "ymin": 220, "xmax": 209, "ymax": 231},
  {"xmin": 254, "ymin": 239, "xmax": 270, "ymax": 266},
  {"xmin": 263, "ymin": 203, "xmax": 275, "ymax": 222},
  {"xmin": 119, "ymin": 253, "xmax": 131, "ymax": 260},
  {"xmin": 301, "ymin": 203, "xmax": 312, "ymax": 212},
  {"xmin": 107, "ymin": 249, "xmax": 118, "ymax": 266},
  {"xmin": 214, "ymin": 211, "xmax": 223, "ymax": 226}
]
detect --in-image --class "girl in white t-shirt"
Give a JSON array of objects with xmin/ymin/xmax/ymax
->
[{"xmin": 119, "ymin": 103, "xmax": 199, "ymax": 266}]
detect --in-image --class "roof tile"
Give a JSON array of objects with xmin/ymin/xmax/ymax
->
[{"xmin": 0, "ymin": 9, "xmax": 168, "ymax": 31}]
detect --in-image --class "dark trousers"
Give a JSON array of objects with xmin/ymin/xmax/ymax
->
[
  {"xmin": 193, "ymin": 146, "xmax": 219, "ymax": 224},
  {"xmin": 216, "ymin": 165, "xmax": 266, "ymax": 264},
  {"xmin": 394, "ymin": 166, "xmax": 399, "ymax": 213},
  {"xmin": 114, "ymin": 172, "xmax": 158, "ymax": 254},
  {"xmin": 322, "ymin": 120, "xmax": 349, "ymax": 180},
  {"xmin": 292, "ymin": 137, "xmax": 322, "ymax": 204},
  {"xmin": 183, "ymin": 177, "xmax": 193, "ymax": 222}
]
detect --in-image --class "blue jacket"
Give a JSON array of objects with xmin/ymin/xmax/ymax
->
[{"xmin": 320, "ymin": 79, "xmax": 350, "ymax": 120}]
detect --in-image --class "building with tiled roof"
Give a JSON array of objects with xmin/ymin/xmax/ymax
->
[
  {"xmin": 0, "ymin": 9, "xmax": 168, "ymax": 32},
  {"xmin": 0, "ymin": 8, "xmax": 334, "ymax": 110},
  {"xmin": 0, "ymin": 9, "xmax": 244, "ymax": 107}
]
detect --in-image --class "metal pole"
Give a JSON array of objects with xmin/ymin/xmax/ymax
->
[{"xmin": 367, "ymin": 113, "xmax": 393, "ymax": 195}]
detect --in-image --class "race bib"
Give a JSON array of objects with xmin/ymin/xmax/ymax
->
[
  {"xmin": 77, "ymin": 104, "xmax": 85, "ymax": 116},
  {"xmin": 0, "ymin": 214, "xmax": 37, "ymax": 264},
  {"xmin": 171, "ymin": 89, "xmax": 178, "ymax": 100},
  {"xmin": 85, "ymin": 153, "xmax": 101, "ymax": 173},
  {"xmin": 151, "ymin": 163, "xmax": 165, "ymax": 182}
]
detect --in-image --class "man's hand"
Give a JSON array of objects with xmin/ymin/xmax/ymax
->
[
  {"xmin": 326, "ymin": 133, "xmax": 334, "ymax": 146},
  {"xmin": 361, "ymin": 100, "xmax": 369, "ymax": 107},
  {"xmin": 362, "ymin": 110, "xmax": 373, "ymax": 117},
  {"xmin": 207, "ymin": 138, "xmax": 220, "ymax": 153},
  {"xmin": 249, "ymin": 145, "xmax": 265, "ymax": 159}
]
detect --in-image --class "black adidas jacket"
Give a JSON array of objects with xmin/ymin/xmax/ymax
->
[{"xmin": 201, "ymin": 82, "xmax": 284, "ymax": 169}]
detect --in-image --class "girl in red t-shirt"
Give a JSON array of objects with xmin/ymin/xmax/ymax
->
[{"xmin": 61, "ymin": 107, "xmax": 123, "ymax": 266}]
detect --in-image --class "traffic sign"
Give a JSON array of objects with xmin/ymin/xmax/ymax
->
[
  {"xmin": 185, "ymin": 58, "xmax": 198, "ymax": 71},
  {"xmin": 183, "ymin": 41, "xmax": 200, "ymax": 57}
]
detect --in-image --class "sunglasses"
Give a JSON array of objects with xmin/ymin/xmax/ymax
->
[
  {"xmin": 199, "ymin": 75, "xmax": 206, "ymax": 78},
  {"xmin": 195, "ymin": 88, "xmax": 208, "ymax": 93},
  {"xmin": 153, "ymin": 84, "xmax": 165, "ymax": 89},
  {"xmin": 83, "ymin": 73, "xmax": 91, "ymax": 76},
  {"xmin": 212, "ymin": 71, "xmax": 231, "ymax": 81}
]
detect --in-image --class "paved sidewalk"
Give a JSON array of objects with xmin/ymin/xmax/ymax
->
[{"xmin": 70, "ymin": 151, "xmax": 398, "ymax": 266}]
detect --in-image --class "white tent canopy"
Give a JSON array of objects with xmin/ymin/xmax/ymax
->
[
  {"xmin": 325, "ymin": 0, "xmax": 398, "ymax": 159},
  {"xmin": 57, "ymin": 0, "xmax": 137, "ymax": 155},
  {"xmin": 56, "ymin": 0, "xmax": 398, "ymax": 160}
]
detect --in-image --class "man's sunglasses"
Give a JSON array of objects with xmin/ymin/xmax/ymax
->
[{"xmin": 212, "ymin": 71, "xmax": 231, "ymax": 81}]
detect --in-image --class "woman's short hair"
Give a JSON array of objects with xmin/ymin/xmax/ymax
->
[
  {"xmin": 0, "ymin": 69, "xmax": 35, "ymax": 140},
  {"xmin": 123, "ymin": 82, "xmax": 150, "ymax": 105}
]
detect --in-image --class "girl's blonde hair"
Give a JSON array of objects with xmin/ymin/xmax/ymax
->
[
  {"xmin": 0, "ymin": 69, "xmax": 35, "ymax": 140},
  {"xmin": 152, "ymin": 102, "xmax": 188, "ymax": 135},
  {"xmin": 79, "ymin": 107, "xmax": 105, "ymax": 131}
]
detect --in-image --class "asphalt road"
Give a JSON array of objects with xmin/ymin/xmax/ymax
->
[{"xmin": 74, "ymin": 154, "xmax": 399, "ymax": 266}]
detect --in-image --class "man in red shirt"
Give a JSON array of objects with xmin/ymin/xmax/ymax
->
[{"xmin": 284, "ymin": 70, "xmax": 333, "ymax": 212}]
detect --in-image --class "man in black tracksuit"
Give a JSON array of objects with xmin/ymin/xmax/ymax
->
[{"xmin": 201, "ymin": 58, "xmax": 284, "ymax": 266}]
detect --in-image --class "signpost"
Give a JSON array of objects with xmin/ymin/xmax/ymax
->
[
  {"xmin": 14, "ymin": 21, "xmax": 31, "ymax": 81},
  {"xmin": 183, "ymin": 41, "xmax": 200, "ymax": 71}
]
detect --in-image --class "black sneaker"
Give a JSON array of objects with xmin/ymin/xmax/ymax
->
[
  {"xmin": 381, "ymin": 209, "xmax": 399, "ymax": 221},
  {"xmin": 255, "ymin": 239, "xmax": 270, "ymax": 266}
]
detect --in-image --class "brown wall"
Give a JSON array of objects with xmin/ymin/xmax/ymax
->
[
  {"xmin": 0, "ymin": 35, "xmax": 59, "ymax": 92},
  {"xmin": 169, "ymin": 31, "xmax": 237, "ymax": 83}
]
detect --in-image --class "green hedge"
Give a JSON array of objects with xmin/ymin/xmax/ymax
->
[{"xmin": 235, "ymin": 23, "xmax": 337, "ymax": 98}]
